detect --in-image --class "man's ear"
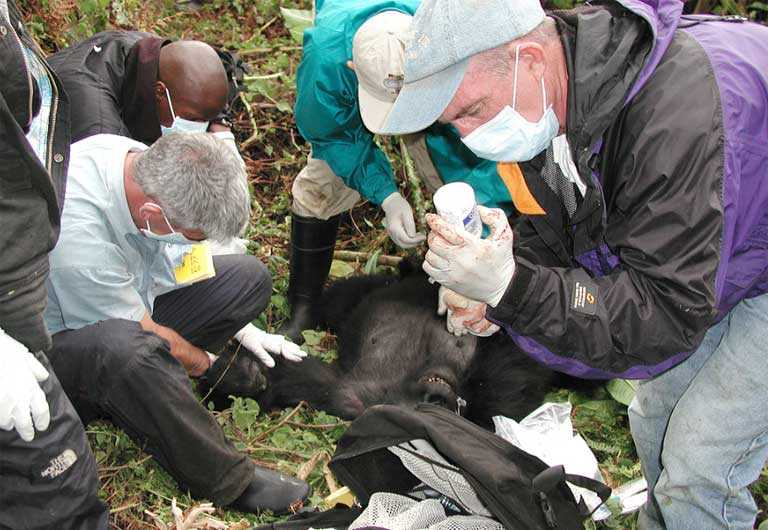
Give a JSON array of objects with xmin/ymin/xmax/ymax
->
[
  {"xmin": 155, "ymin": 80, "xmax": 170, "ymax": 113},
  {"xmin": 138, "ymin": 201, "xmax": 162, "ymax": 222},
  {"xmin": 155, "ymin": 80, "xmax": 168, "ymax": 99},
  {"xmin": 518, "ymin": 42, "xmax": 546, "ymax": 80},
  {"xmin": 155, "ymin": 81, "xmax": 172, "ymax": 124}
]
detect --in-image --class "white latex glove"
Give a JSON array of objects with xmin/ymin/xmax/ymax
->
[
  {"xmin": 234, "ymin": 323, "xmax": 307, "ymax": 368},
  {"xmin": 381, "ymin": 192, "xmax": 426, "ymax": 248},
  {"xmin": 0, "ymin": 329, "xmax": 51, "ymax": 442},
  {"xmin": 207, "ymin": 237, "xmax": 249, "ymax": 256},
  {"xmin": 424, "ymin": 206, "xmax": 515, "ymax": 307},
  {"xmin": 438, "ymin": 286, "xmax": 500, "ymax": 337}
]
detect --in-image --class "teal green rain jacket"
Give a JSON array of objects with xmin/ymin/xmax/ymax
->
[{"xmin": 294, "ymin": 0, "xmax": 514, "ymax": 214}]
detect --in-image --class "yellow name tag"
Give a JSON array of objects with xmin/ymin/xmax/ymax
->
[{"xmin": 174, "ymin": 242, "xmax": 216, "ymax": 284}]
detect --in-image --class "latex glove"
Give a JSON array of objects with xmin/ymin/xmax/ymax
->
[
  {"xmin": 381, "ymin": 192, "xmax": 426, "ymax": 248},
  {"xmin": 0, "ymin": 330, "xmax": 50, "ymax": 442},
  {"xmin": 234, "ymin": 323, "xmax": 307, "ymax": 368},
  {"xmin": 438, "ymin": 286, "xmax": 500, "ymax": 337},
  {"xmin": 207, "ymin": 237, "xmax": 249, "ymax": 256},
  {"xmin": 424, "ymin": 206, "xmax": 515, "ymax": 307}
]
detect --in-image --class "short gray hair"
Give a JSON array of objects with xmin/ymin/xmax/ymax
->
[
  {"xmin": 479, "ymin": 17, "xmax": 559, "ymax": 76},
  {"xmin": 133, "ymin": 132, "xmax": 249, "ymax": 240}
]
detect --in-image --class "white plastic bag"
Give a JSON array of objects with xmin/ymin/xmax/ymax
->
[{"xmin": 492, "ymin": 403, "xmax": 607, "ymax": 517}]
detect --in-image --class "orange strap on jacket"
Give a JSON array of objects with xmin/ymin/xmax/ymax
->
[{"xmin": 497, "ymin": 162, "xmax": 546, "ymax": 215}]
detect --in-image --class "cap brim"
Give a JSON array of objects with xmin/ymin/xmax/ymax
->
[
  {"xmin": 358, "ymin": 85, "xmax": 394, "ymax": 134},
  {"xmin": 379, "ymin": 57, "xmax": 469, "ymax": 135}
]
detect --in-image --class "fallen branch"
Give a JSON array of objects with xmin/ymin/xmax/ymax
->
[
  {"xmin": 145, "ymin": 498, "xmax": 233, "ymax": 530},
  {"xmin": 400, "ymin": 137, "xmax": 427, "ymax": 231},
  {"xmin": 285, "ymin": 420, "xmax": 347, "ymax": 429},
  {"xmin": 238, "ymin": 92, "xmax": 260, "ymax": 151},
  {"xmin": 333, "ymin": 250, "xmax": 401, "ymax": 267},
  {"xmin": 238, "ymin": 46, "xmax": 303, "ymax": 56},
  {"xmin": 296, "ymin": 450, "xmax": 332, "ymax": 481},
  {"xmin": 255, "ymin": 402, "xmax": 307, "ymax": 441}
]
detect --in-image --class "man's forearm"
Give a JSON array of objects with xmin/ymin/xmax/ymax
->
[{"xmin": 140, "ymin": 313, "xmax": 210, "ymax": 377}]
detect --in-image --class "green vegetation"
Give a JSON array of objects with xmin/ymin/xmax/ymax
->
[{"xmin": 18, "ymin": 0, "xmax": 766, "ymax": 528}]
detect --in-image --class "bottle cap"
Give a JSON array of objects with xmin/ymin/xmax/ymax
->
[{"xmin": 433, "ymin": 182, "xmax": 481, "ymax": 236}]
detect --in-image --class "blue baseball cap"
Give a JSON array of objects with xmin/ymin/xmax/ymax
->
[{"xmin": 380, "ymin": 0, "xmax": 546, "ymax": 135}]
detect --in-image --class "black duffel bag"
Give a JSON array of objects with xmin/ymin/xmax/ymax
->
[{"xmin": 328, "ymin": 403, "xmax": 611, "ymax": 530}]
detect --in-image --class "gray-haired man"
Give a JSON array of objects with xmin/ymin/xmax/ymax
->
[{"xmin": 43, "ymin": 132, "xmax": 310, "ymax": 514}]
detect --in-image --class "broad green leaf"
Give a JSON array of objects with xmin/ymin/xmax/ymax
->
[
  {"xmin": 606, "ymin": 378, "xmax": 638, "ymax": 406},
  {"xmin": 301, "ymin": 329, "xmax": 325, "ymax": 347},
  {"xmin": 330, "ymin": 259, "xmax": 356, "ymax": 278},
  {"xmin": 275, "ymin": 100, "xmax": 293, "ymax": 113},
  {"xmin": 280, "ymin": 7, "xmax": 313, "ymax": 44},
  {"xmin": 575, "ymin": 399, "xmax": 621, "ymax": 419},
  {"xmin": 364, "ymin": 249, "xmax": 382, "ymax": 274}
]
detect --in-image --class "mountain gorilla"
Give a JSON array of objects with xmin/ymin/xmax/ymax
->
[{"xmin": 256, "ymin": 257, "xmax": 574, "ymax": 429}]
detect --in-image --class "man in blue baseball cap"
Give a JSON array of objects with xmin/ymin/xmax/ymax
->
[{"xmin": 384, "ymin": 0, "xmax": 768, "ymax": 528}]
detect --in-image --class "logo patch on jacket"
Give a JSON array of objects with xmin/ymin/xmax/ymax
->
[
  {"xmin": 40, "ymin": 449, "xmax": 78, "ymax": 479},
  {"xmin": 571, "ymin": 274, "xmax": 598, "ymax": 316}
]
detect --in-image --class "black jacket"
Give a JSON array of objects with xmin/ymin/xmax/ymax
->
[
  {"xmin": 48, "ymin": 30, "xmax": 246, "ymax": 144},
  {"xmin": 47, "ymin": 30, "xmax": 164, "ymax": 144},
  {"xmin": 0, "ymin": 0, "xmax": 70, "ymax": 352},
  {"xmin": 488, "ymin": 1, "xmax": 729, "ymax": 378}
]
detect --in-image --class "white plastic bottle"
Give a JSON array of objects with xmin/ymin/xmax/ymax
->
[{"xmin": 432, "ymin": 182, "xmax": 482, "ymax": 236}]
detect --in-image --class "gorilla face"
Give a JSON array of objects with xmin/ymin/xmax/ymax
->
[
  {"xmin": 326, "ymin": 285, "xmax": 478, "ymax": 418},
  {"xmin": 255, "ymin": 258, "xmax": 568, "ymax": 429}
]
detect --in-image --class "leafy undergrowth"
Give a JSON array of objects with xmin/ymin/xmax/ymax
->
[{"xmin": 19, "ymin": 0, "xmax": 766, "ymax": 528}]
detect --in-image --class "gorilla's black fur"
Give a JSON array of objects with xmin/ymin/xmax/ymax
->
[{"xmin": 258, "ymin": 258, "xmax": 574, "ymax": 429}]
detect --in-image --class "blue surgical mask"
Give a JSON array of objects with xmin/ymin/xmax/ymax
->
[
  {"xmin": 461, "ymin": 46, "xmax": 559, "ymax": 162},
  {"xmin": 140, "ymin": 202, "xmax": 196, "ymax": 245},
  {"xmin": 160, "ymin": 87, "xmax": 210, "ymax": 136}
]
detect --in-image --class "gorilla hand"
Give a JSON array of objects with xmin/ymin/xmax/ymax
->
[{"xmin": 202, "ymin": 343, "xmax": 267, "ymax": 397}]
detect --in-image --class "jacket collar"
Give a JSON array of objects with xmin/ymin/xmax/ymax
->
[{"xmin": 121, "ymin": 36, "xmax": 170, "ymax": 144}]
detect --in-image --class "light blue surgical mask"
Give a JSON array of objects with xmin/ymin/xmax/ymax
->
[
  {"xmin": 160, "ymin": 87, "xmax": 210, "ymax": 136},
  {"xmin": 140, "ymin": 202, "xmax": 196, "ymax": 245},
  {"xmin": 461, "ymin": 46, "xmax": 559, "ymax": 162}
]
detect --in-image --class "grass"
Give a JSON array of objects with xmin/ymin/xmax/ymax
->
[{"xmin": 18, "ymin": 0, "xmax": 767, "ymax": 528}]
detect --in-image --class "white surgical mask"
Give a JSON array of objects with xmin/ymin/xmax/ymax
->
[
  {"xmin": 140, "ymin": 202, "xmax": 196, "ymax": 245},
  {"xmin": 160, "ymin": 87, "xmax": 210, "ymax": 136},
  {"xmin": 461, "ymin": 46, "xmax": 559, "ymax": 162}
]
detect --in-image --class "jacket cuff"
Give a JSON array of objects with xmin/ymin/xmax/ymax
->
[
  {"xmin": 488, "ymin": 258, "xmax": 536, "ymax": 325},
  {"xmin": 371, "ymin": 181, "xmax": 400, "ymax": 206}
]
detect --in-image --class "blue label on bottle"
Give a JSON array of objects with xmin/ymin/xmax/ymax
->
[{"xmin": 463, "ymin": 207, "xmax": 482, "ymax": 236}]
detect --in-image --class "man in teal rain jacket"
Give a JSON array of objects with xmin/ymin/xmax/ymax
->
[{"xmin": 282, "ymin": 0, "xmax": 515, "ymax": 342}]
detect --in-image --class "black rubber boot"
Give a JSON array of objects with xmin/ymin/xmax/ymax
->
[
  {"xmin": 228, "ymin": 466, "xmax": 311, "ymax": 515},
  {"xmin": 279, "ymin": 214, "xmax": 340, "ymax": 344}
]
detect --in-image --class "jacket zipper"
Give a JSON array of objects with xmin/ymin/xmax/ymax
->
[
  {"xmin": 22, "ymin": 22, "xmax": 61, "ymax": 173},
  {"xmin": 6, "ymin": 14, "xmax": 34, "ymax": 129},
  {"xmin": 41, "ymin": 57, "xmax": 60, "ymax": 173}
]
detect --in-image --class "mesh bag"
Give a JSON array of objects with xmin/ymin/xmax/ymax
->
[
  {"xmin": 349, "ymin": 493, "xmax": 502, "ymax": 530},
  {"xmin": 389, "ymin": 440, "xmax": 491, "ymax": 517}
]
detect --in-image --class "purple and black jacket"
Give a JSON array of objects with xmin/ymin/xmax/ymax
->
[{"xmin": 487, "ymin": 0, "xmax": 768, "ymax": 379}]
